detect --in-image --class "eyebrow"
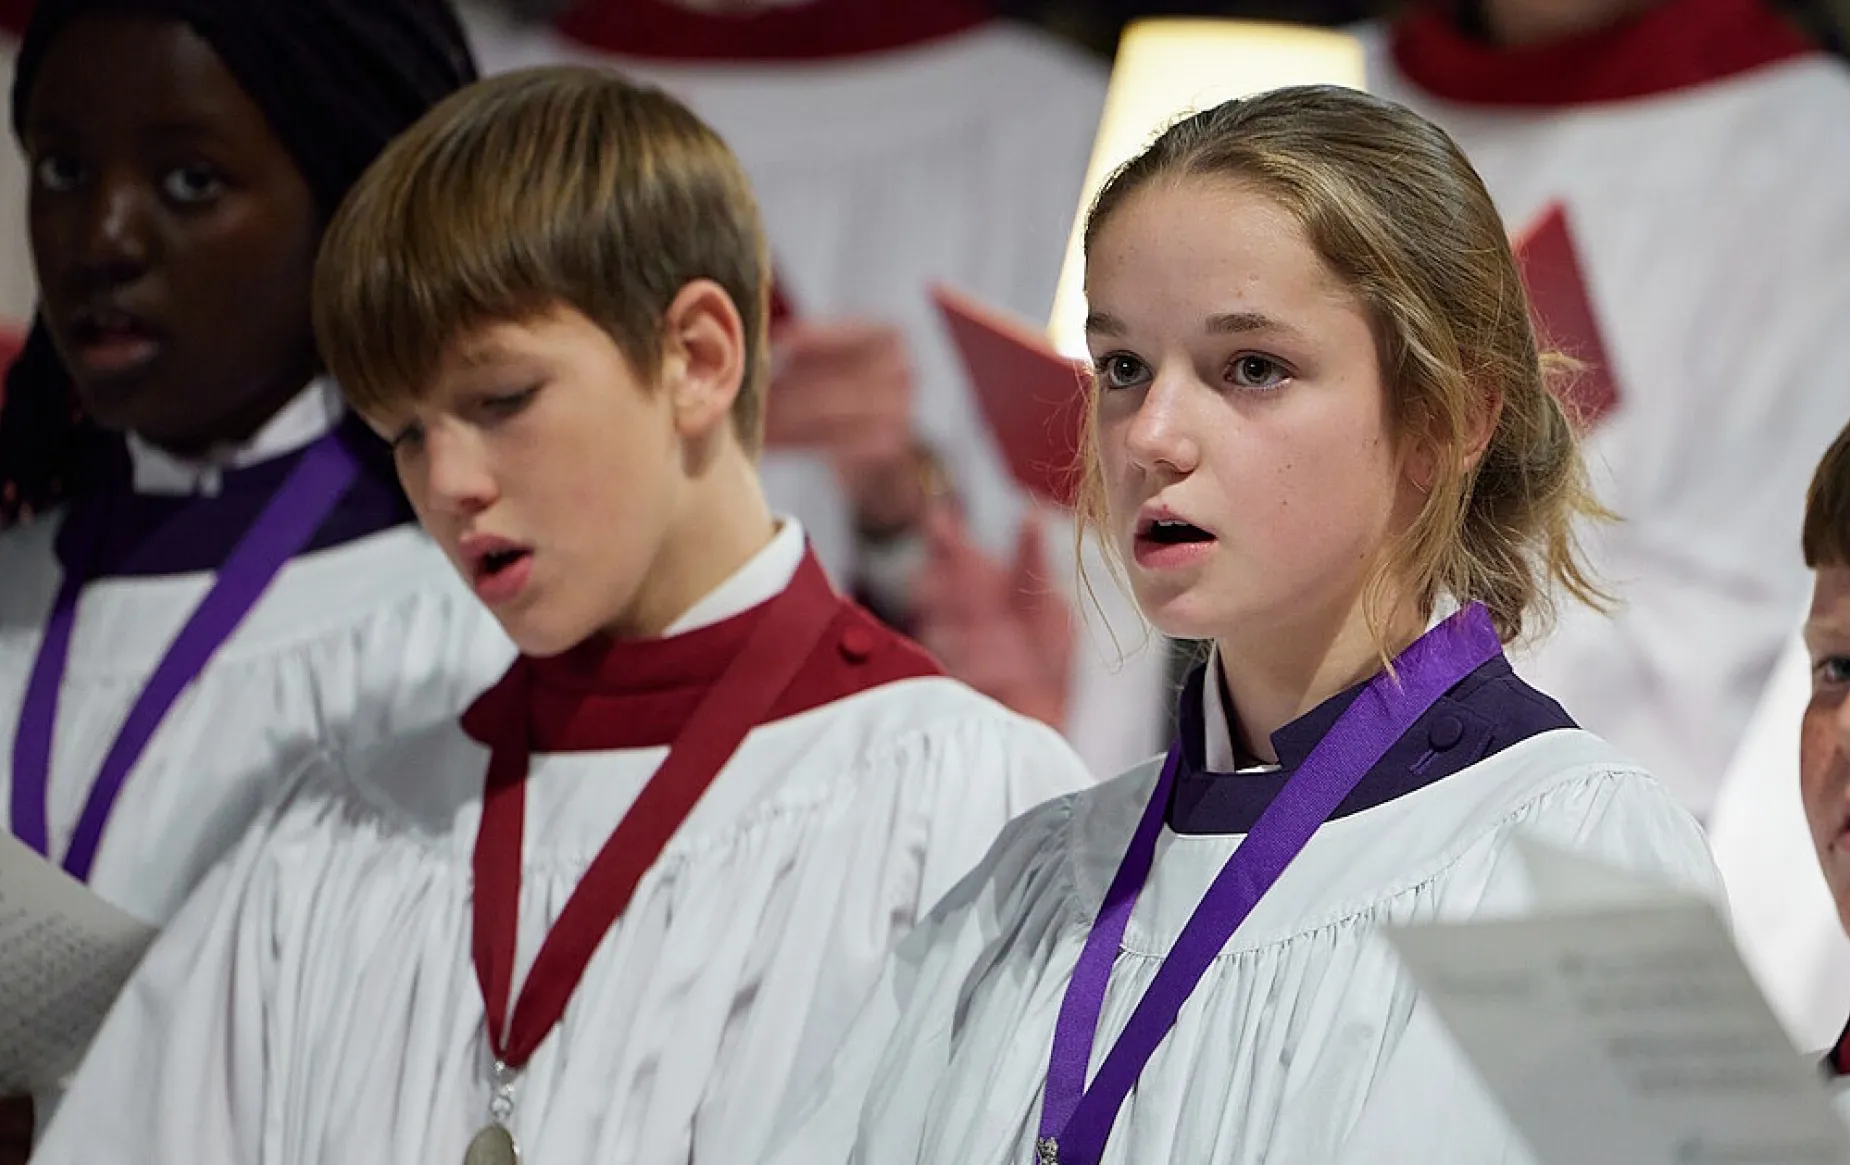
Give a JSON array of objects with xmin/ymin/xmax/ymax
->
[
  {"xmin": 26, "ymin": 115, "xmax": 236, "ymax": 150},
  {"xmin": 1805, "ymin": 617, "xmax": 1850, "ymax": 647},
  {"xmin": 1084, "ymin": 310, "xmax": 1305, "ymax": 340},
  {"xmin": 453, "ymin": 338, "xmax": 527, "ymax": 367},
  {"xmin": 140, "ymin": 119, "xmax": 236, "ymax": 145}
]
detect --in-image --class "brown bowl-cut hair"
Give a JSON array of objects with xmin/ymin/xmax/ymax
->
[
  {"xmin": 1076, "ymin": 84, "xmax": 1611, "ymax": 651},
  {"xmin": 312, "ymin": 65, "xmax": 771, "ymax": 452},
  {"xmin": 1804, "ymin": 421, "xmax": 1850, "ymax": 569}
]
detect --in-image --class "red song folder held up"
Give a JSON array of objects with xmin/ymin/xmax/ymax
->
[{"xmin": 932, "ymin": 285, "xmax": 1091, "ymax": 509}]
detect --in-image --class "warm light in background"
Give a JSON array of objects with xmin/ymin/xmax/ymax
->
[{"xmin": 1046, "ymin": 19, "xmax": 1367, "ymax": 359}]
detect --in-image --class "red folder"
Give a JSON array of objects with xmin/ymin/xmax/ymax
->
[
  {"xmin": 1513, "ymin": 202, "xmax": 1620, "ymax": 430},
  {"xmin": 932, "ymin": 285, "xmax": 1090, "ymax": 509}
]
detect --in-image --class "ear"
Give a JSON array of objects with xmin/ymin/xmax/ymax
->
[
  {"xmin": 1459, "ymin": 387, "xmax": 1504, "ymax": 472},
  {"xmin": 660, "ymin": 279, "xmax": 746, "ymax": 442},
  {"xmin": 1404, "ymin": 388, "xmax": 1504, "ymax": 492}
]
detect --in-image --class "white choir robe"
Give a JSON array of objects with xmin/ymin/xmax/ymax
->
[
  {"xmin": 1361, "ymin": 1, "xmax": 1850, "ymax": 817},
  {"xmin": 453, "ymin": 6, "xmax": 1170, "ymax": 778},
  {"xmin": 768, "ymin": 650, "xmax": 1721, "ymax": 1165},
  {"xmin": 0, "ymin": 382, "xmax": 512, "ymax": 927},
  {"xmin": 29, "ymin": 519, "xmax": 1098, "ymax": 1165}
]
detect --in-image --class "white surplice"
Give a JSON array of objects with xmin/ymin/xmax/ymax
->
[
  {"xmin": 769, "ymin": 659, "xmax": 1720, "ymax": 1165},
  {"xmin": 29, "ymin": 519, "xmax": 1098, "ymax": 1165},
  {"xmin": 0, "ymin": 383, "xmax": 513, "ymax": 927}
]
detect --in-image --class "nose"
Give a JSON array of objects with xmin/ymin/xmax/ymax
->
[
  {"xmin": 1122, "ymin": 364, "xmax": 1200, "ymax": 478},
  {"xmin": 410, "ymin": 421, "xmax": 499, "ymax": 521},
  {"xmin": 71, "ymin": 173, "xmax": 155, "ymax": 289}
]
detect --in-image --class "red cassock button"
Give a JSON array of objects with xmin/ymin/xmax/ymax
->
[{"xmin": 838, "ymin": 626, "xmax": 875, "ymax": 663}]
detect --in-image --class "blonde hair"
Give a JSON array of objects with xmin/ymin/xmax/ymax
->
[
  {"xmin": 1077, "ymin": 84, "xmax": 1609, "ymax": 649},
  {"xmin": 313, "ymin": 65, "xmax": 771, "ymax": 451}
]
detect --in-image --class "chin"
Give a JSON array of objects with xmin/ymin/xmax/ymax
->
[
  {"xmin": 1137, "ymin": 580, "xmax": 1301, "ymax": 647},
  {"xmin": 500, "ymin": 614, "xmax": 594, "ymax": 660},
  {"xmin": 1133, "ymin": 586, "xmax": 1229, "ymax": 643}
]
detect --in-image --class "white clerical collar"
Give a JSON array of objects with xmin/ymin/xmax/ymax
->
[
  {"xmin": 125, "ymin": 378, "xmax": 344, "ymax": 497},
  {"xmin": 1201, "ymin": 597, "xmax": 1460, "ymax": 774},
  {"xmin": 665, "ymin": 518, "xmax": 807, "ymax": 636},
  {"xmin": 1201, "ymin": 642, "xmax": 1272, "ymax": 774}
]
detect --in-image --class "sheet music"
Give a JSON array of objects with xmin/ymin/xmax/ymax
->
[
  {"xmin": 0, "ymin": 830, "xmax": 153, "ymax": 1094},
  {"xmin": 1386, "ymin": 840, "xmax": 1850, "ymax": 1165}
]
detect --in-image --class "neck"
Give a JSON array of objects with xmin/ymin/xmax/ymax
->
[
  {"xmin": 1213, "ymin": 595, "xmax": 1425, "ymax": 765},
  {"xmin": 130, "ymin": 362, "xmax": 322, "ymax": 462},
  {"xmin": 605, "ymin": 449, "xmax": 778, "ymax": 641}
]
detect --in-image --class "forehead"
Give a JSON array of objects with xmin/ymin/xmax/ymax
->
[
  {"xmin": 412, "ymin": 315, "xmax": 576, "ymax": 397},
  {"xmin": 1806, "ymin": 567, "xmax": 1850, "ymax": 648},
  {"xmin": 1085, "ymin": 176, "xmax": 1353, "ymax": 316},
  {"xmin": 23, "ymin": 14, "xmax": 277, "ymax": 153}
]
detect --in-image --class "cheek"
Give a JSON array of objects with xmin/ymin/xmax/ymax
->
[
  {"xmin": 1800, "ymin": 706, "xmax": 1844, "ymax": 842},
  {"xmin": 1296, "ymin": 415, "xmax": 1401, "ymax": 521},
  {"xmin": 1096, "ymin": 422, "xmax": 1135, "ymax": 506},
  {"xmin": 551, "ymin": 421, "xmax": 662, "ymax": 543},
  {"xmin": 180, "ymin": 204, "xmax": 317, "ymax": 326},
  {"xmin": 25, "ymin": 202, "xmax": 73, "ymax": 283},
  {"xmin": 394, "ymin": 459, "xmax": 433, "ymax": 525}
]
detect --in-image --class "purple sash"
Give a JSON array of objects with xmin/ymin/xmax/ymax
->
[
  {"xmin": 1035, "ymin": 603, "xmax": 1503, "ymax": 1165},
  {"xmin": 10, "ymin": 433, "xmax": 359, "ymax": 881}
]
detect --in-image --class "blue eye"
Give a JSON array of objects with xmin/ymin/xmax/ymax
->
[
  {"xmin": 1228, "ymin": 354, "xmax": 1289, "ymax": 391},
  {"xmin": 1092, "ymin": 353, "xmax": 1151, "ymax": 391},
  {"xmin": 1817, "ymin": 656, "xmax": 1850, "ymax": 686},
  {"xmin": 161, "ymin": 165, "xmax": 225, "ymax": 206}
]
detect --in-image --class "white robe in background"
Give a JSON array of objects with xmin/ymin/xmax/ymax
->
[
  {"xmin": 30, "ymin": 520, "xmax": 1097, "ymax": 1165},
  {"xmin": 1362, "ymin": 14, "xmax": 1850, "ymax": 819},
  {"xmin": 0, "ymin": 382, "xmax": 513, "ymax": 925},
  {"xmin": 769, "ymin": 661, "xmax": 1720, "ymax": 1164}
]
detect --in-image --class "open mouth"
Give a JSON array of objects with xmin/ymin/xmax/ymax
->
[
  {"xmin": 476, "ymin": 545, "xmax": 531, "ymax": 580},
  {"xmin": 1132, "ymin": 511, "xmax": 1216, "ymax": 570},
  {"xmin": 1140, "ymin": 518, "xmax": 1214, "ymax": 545},
  {"xmin": 465, "ymin": 538, "xmax": 536, "ymax": 606},
  {"xmin": 64, "ymin": 305, "xmax": 164, "ymax": 376}
]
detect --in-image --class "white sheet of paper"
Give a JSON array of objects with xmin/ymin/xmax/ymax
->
[
  {"xmin": 0, "ymin": 830, "xmax": 154, "ymax": 1094},
  {"xmin": 1386, "ymin": 841, "xmax": 1850, "ymax": 1165}
]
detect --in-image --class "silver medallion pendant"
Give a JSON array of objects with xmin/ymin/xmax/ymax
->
[
  {"xmin": 465, "ymin": 1123, "xmax": 520, "ymax": 1165},
  {"xmin": 1035, "ymin": 1136, "xmax": 1060, "ymax": 1165}
]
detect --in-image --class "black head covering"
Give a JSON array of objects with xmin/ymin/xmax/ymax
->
[{"xmin": 0, "ymin": 0, "xmax": 479, "ymax": 527}]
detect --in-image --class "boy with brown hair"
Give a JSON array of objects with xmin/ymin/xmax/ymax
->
[
  {"xmin": 28, "ymin": 64, "xmax": 1093, "ymax": 1165},
  {"xmin": 1798, "ymin": 423, "xmax": 1850, "ymax": 1090}
]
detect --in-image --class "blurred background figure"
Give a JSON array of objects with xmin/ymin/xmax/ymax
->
[
  {"xmin": 1364, "ymin": 0, "xmax": 1850, "ymax": 822},
  {"xmin": 1359, "ymin": 0, "xmax": 1850, "ymax": 1048}
]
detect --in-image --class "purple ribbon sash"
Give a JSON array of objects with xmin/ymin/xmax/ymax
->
[
  {"xmin": 1035, "ymin": 603, "xmax": 1503, "ymax": 1165},
  {"xmin": 11, "ymin": 434, "xmax": 359, "ymax": 881}
]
